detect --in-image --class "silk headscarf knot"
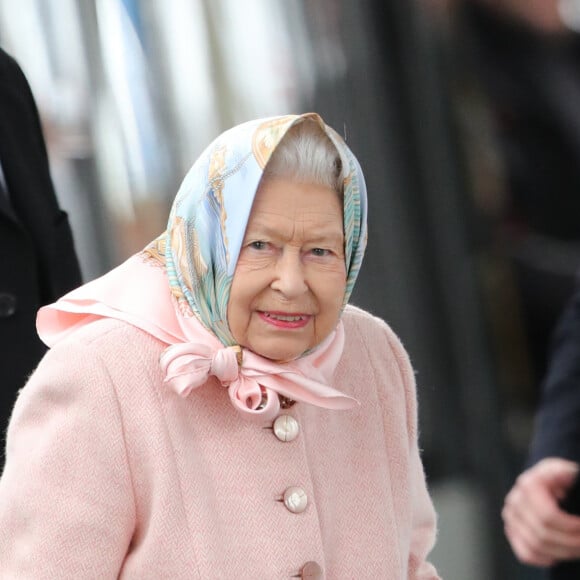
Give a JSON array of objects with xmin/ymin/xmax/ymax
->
[
  {"xmin": 161, "ymin": 343, "xmax": 241, "ymax": 395},
  {"xmin": 159, "ymin": 322, "xmax": 355, "ymax": 420},
  {"xmin": 37, "ymin": 113, "xmax": 368, "ymax": 422}
]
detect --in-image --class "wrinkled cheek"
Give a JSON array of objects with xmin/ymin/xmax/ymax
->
[
  {"xmin": 328, "ymin": 291, "xmax": 346, "ymax": 328},
  {"xmin": 226, "ymin": 304, "xmax": 245, "ymax": 345}
]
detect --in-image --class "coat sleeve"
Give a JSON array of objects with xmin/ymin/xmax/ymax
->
[
  {"xmin": 528, "ymin": 285, "xmax": 580, "ymax": 466},
  {"xmin": 0, "ymin": 336, "xmax": 135, "ymax": 578},
  {"xmin": 383, "ymin": 321, "xmax": 441, "ymax": 580},
  {"xmin": 0, "ymin": 48, "xmax": 82, "ymax": 302}
]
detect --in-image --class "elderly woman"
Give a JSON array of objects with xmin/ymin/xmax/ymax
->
[{"xmin": 0, "ymin": 113, "xmax": 440, "ymax": 578}]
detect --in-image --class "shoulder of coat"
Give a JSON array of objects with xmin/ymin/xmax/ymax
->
[
  {"xmin": 55, "ymin": 317, "xmax": 165, "ymax": 357},
  {"xmin": 342, "ymin": 303, "xmax": 389, "ymax": 333}
]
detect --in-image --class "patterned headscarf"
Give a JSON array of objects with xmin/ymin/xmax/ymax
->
[
  {"xmin": 143, "ymin": 113, "xmax": 367, "ymax": 346},
  {"xmin": 38, "ymin": 113, "xmax": 368, "ymax": 420}
]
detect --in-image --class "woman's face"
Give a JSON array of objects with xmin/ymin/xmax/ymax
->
[{"xmin": 227, "ymin": 177, "xmax": 346, "ymax": 361}]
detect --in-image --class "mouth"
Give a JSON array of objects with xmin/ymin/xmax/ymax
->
[{"xmin": 258, "ymin": 311, "xmax": 311, "ymax": 329}]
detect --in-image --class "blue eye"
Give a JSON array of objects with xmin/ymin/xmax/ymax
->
[
  {"xmin": 249, "ymin": 241, "xmax": 267, "ymax": 250},
  {"xmin": 311, "ymin": 248, "xmax": 329, "ymax": 257}
]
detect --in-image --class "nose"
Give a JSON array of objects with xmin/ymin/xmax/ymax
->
[{"xmin": 270, "ymin": 249, "xmax": 308, "ymax": 298}]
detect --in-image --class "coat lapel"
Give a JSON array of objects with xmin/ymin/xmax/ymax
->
[{"xmin": 0, "ymin": 176, "xmax": 18, "ymax": 222}]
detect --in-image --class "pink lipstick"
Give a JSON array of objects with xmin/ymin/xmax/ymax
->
[{"xmin": 258, "ymin": 311, "xmax": 311, "ymax": 329}]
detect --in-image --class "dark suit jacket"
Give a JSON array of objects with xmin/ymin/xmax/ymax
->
[
  {"xmin": 528, "ymin": 283, "xmax": 580, "ymax": 579},
  {"xmin": 529, "ymin": 286, "xmax": 580, "ymax": 466},
  {"xmin": 0, "ymin": 48, "xmax": 81, "ymax": 458}
]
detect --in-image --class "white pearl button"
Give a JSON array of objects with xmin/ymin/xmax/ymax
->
[
  {"xmin": 273, "ymin": 414, "xmax": 300, "ymax": 442},
  {"xmin": 301, "ymin": 561, "xmax": 323, "ymax": 579},
  {"xmin": 283, "ymin": 486, "xmax": 308, "ymax": 514}
]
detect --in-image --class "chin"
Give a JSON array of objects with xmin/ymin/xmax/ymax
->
[
  {"xmin": 251, "ymin": 343, "xmax": 306, "ymax": 363},
  {"xmin": 261, "ymin": 350, "xmax": 302, "ymax": 363}
]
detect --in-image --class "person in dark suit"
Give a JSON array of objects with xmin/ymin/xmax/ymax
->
[
  {"xmin": 0, "ymin": 47, "xmax": 82, "ymax": 466},
  {"xmin": 503, "ymin": 282, "xmax": 580, "ymax": 578}
]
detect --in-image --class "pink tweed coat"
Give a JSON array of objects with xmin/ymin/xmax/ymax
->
[{"xmin": 0, "ymin": 305, "xmax": 440, "ymax": 579}]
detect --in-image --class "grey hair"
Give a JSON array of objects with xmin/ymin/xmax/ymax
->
[{"xmin": 263, "ymin": 118, "xmax": 344, "ymax": 194}]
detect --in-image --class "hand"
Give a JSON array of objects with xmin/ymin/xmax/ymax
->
[{"xmin": 503, "ymin": 458, "xmax": 580, "ymax": 567}]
